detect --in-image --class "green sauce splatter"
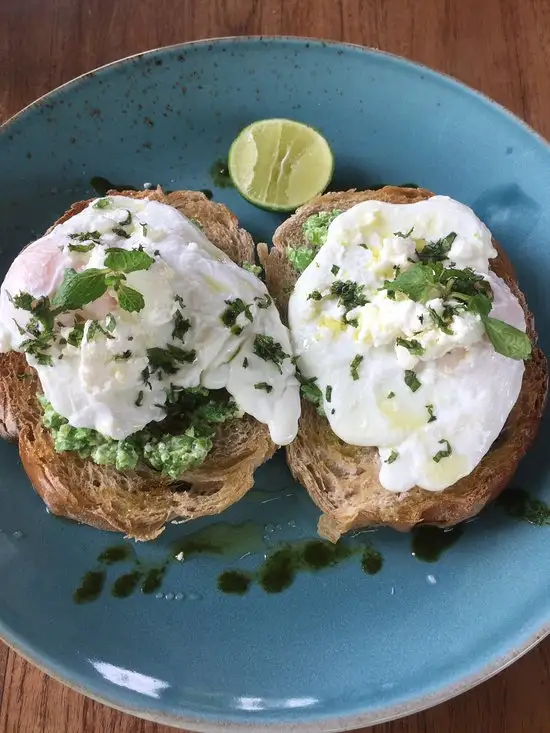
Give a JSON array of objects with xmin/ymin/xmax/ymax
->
[
  {"xmin": 97, "ymin": 545, "xmax": 132, "ymax": 565},
  {"xmin": 112, "ymin": 571, "xmax": 143, "ymax": 598},
  {"xmin": 411, "ymin": 525, "xmax": 464, "ymax": 563},
  {"xmin": 141, "ymin": 565, "xmax": 169, "ymax": 595},
  {"xmin": 496, "ymin": 488, "xmax": 550, "ymax": 526},
  {"xmin": 75, "ymin": 524, "xmax": 384, "ymax": 602},
  {"xmin": 361, "ymin": 545, "xmax": 384, "ymax": 574},
  {"xmin": 210, "ymin": 159, "xmax": 233, "ymax": 188},
  {"xmin": 217, "ymin": 570, "xmax": 252, "ymax": 595},
  {"xmin": 74, "ymin": 570, "xmax": 106, "ymax": 604}
]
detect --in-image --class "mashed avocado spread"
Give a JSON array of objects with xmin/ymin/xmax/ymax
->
[
  {"xmin": 40, "ymin": 387, "xmax": 240, "ymax": 479},
  {"xmin": 286, "ymin": 210, "xmax": 341, "ymax": 273}
]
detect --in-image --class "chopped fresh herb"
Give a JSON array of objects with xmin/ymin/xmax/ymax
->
[
  {"xmin": 308, "ymin": 290, "xmax": 323, "ymax": 301},
  {"xmin": 93, "ymin": 198, "xmax": 111, "ymax": 209},
  {"xmin": 10, "ymin": 292, "xmax": 34, "ymax": 310},
  {"xmin": 69, "ymin": 231, "xmax": 101, "ymax": 243},
  {"xmin": 67, "ymin": 322, "xmax": 85, "ymax": 347},
  {"xmin": 394, "ymin": 227, "xmax": 414, "ymax": 238},
  {"xmin": 154, "ymin": 249, "xmax": 160, "ymax": 257},
  {"xmin": 117, "ymin": 285, "xmax": 145, "ymax": 313},
  {"xmin": 331, "ymin": 264, "xmax": 340, "ymax": 276},
  {"xmin": 426, "ymin": 404, "xmax": 437, "ymax": 423},
  {"xmin": 350, "ymin": 354, "xmax": 363, "ymax": 381},
  {"xmin": 243, "ymin": 262, "xmax": 263, "ymax": 278},
  {"xmin": 112, "ymin": 227, "xmax": 131, "ymax": 239},
  {"xmin": 114, "ymin": 350, "xmax": 132, "ymax": 361},
  {"xmin": 254, "ymin": 294, "xmax": 272, "ymax": 309},
  {"xmin": 393, "ymin": 265, "xmax": 401, "ymax": 277},
  {"xmin": 146, "ymin": 345, "xmax": 196, "ymax": 376},
  {"xmin": 52, "ymin": 268, "xmax": 108, "ymax": 312},
  {"xmin": 16, "ymin": 373, "xmax": 32, "ymax": 381},
  {"xmin": 12, "ymin": 319, "xmax": 26, "ymax": 336},
  {"xmin": 297, "ymin": 374, "xmax": 324, "ymax": 415},
  {"xmin": 141, "ymin": 366, "xmax": 152, "ymax": 388},
  {"xmin": 135, "ymin": 390, "xmax": 144, "ymax": 407},
  {"xmin": 396, "ymin": 337, "xmax": 425, "ymax": 355},
  {"xmin": 254, "ymin": 382, "xmax": 273, "ymax": 393},
  {"xmin": 387, "ymin": 391, "xmax": 395, "ymax": 399},
  {"xmin": 325, "ymin": 385, "xmax": 333, "ymax": 402},
  {"xmin": 32, "ymin": 352, "xmax": 53, "ymax": 366},
  {"xmin": 220, "ymin": 298, "xmax": 253, "ymax": 329},
  {"xmin": 120, "ymin": 210, "xmax": 132, "ymax": 226},
  {"xmin": 105, "ymin": 314, "xmax": 116, "ymax": 333},
  {"xmin": 344, "ymin": 317, "xmax": 359, "ymax": 328},
  {"xmin": 242, "ymin": 357, "xmax": 249, "ymax": 369},
  {"xmin": 253, "ymin": 335, "xmax": 288, "ymax": 373},
  {"xmin": 331, "ymin": 408, "xmax": 335, "ymax": 415},
  {"xmin": 417, "ymin": 232, "xmax": 457, "ymax": 262},
  {"xmin": 172, "ymin": 310, "xmax": 191, "ymax": 341},
  {"xmin": 385, "ymin": 449, "xmax": 399, "ymax": 464},
  {"xmin": 141, "ymin": 223, "xmax": 148, "ymax": 237},
  {"xmin": 68, "ymin": 242, "xmax": 95, "ymax": 253},
  {"xmin": 404, "ymin": 369, "xmax": 421, "ymax": 392},
  {"xmin": 175, "ymin": 294, "xmax": 185, "ymax": 308},
  {"xmin": 331, "ymin": 280, "xmax": 368, "ymax": 312},
  {"xmin": 433, "ymin": 439, "xmax": 452, "ymax": 463},
  {"xmin": 428, "ymin": 306, "xmax": 453, "ymax": 335},
  {"xmin": 87, "ymin": 320, "xmax": 115, "ymax": 341},
  {"xmin": 104, "ymin": 248, "xmax": 154, "ymax": 273},
  {"xmin": 231, "ymin": 325, "xmax": 243, "ymax": 336}
]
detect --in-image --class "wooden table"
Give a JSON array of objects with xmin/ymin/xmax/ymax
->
[{"xmin": 1, "ymin": 1, "xmax": 550, "ymax": 731}]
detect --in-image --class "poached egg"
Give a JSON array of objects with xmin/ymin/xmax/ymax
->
[
  {"xmin": 288, "ymin": 196, "xmax": 526, "ymax": 492},
  {"xmin": 0, "ymin": 195, "xmax": 300, "ymax": 445}
]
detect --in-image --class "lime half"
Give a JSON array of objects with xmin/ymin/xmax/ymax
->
[{"xmin": 228, "ymin": 119, "xmax": 334, "ymax": 212}]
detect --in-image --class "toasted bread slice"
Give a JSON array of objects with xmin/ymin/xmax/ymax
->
[
  {"xmin": 260, "ymin": 186, "xmax": 548, "ymax": 541},
  {"xmin": 0, "ymin": 189, "xmax": 275, "ymax": 540}
]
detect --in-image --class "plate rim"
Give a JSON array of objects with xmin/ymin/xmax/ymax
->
[{"xmin": 1, "ymin": 34, "xmax": 550, "ymax": 732}]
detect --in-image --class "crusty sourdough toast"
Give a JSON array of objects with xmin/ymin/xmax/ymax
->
[
  {"xmin": 259, "ymin": 186, "xmax": 548, "ymax": 541},
  {"xmin": 0, "ymin": 189, "xmax": 275, "ymax": 540}
]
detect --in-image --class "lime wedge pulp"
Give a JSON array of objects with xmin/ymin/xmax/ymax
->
[{"xmin": 228, "ymin": 119, "xmax": 334, "ymax": 212}]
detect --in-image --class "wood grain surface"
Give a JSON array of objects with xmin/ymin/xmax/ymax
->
[{"xmin": 1, "ymin": 0, "xmax": 550, "ymax": 731}]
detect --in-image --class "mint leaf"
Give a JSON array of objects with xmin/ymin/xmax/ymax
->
[
  {"xmin": 117, "ymin": 285, "xmax": 145, "ymax": 313},
  {"xmin": 52, "ymin": 268, "xmax": 108, "ymax": 311},
  {"xmin": 469, "ymin": 293, "xmax": 492, "ymax": 318},
  {"xmin": 11, "ymin": 292, "xmax": 34, "ymax": 310},
  {"xmin": 104, "ymin": 248, "xmax": 154, "ymax": 273},
  {"xmin": 482, "ymin": 317, "xmax": 531, "ymax": 360},
  {"xmin": 385, "ymin": 264, "xmax": 441, "ymax": 303}
]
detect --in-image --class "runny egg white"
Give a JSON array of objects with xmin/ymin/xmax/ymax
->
[
  {"xmin": 0, "ymin": 195, "xmax": 300, "ymax": 445},
  {"xmin": 288, "ymin": 196, "xmax": 526, "ymax": 492}
]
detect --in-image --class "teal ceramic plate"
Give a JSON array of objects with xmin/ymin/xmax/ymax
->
[{"xmin": 1, "ymin": 37, "xmax": 549, "ymax": 732}]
